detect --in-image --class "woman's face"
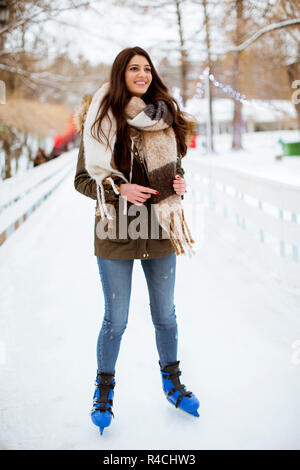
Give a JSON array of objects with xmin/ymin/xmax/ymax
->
[{"xmin": 125, "ymin": 55, "xmax": 152, "ymax": 97}]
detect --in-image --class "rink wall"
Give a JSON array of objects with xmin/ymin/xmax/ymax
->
[
  {"xmin": 189, "ymin": 163, "xmax": 300, "ymax": 290},
  {"xmin": 1, "ymin": 149, "xmax": 300, "ymax": 290},
  {"xmin": 0, "ymin": 151, "xmax": 74, "ymax": 246}
]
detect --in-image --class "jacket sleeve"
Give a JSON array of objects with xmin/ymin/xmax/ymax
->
[{"xmin": 74, "ymin": 135, "xmax": 123, "ymax": 204}]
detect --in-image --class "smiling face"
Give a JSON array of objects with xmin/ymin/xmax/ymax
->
[{"xmin": 125, "ymin": 54, "xmax": 152, "ymax": 97}]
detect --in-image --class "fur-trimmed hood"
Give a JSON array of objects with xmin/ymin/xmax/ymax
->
[
  {"xmin": 73, "ymin": 94, "xmax": 92, "ymax": 136},
  {"xmin": 73, "ymin": 91, "xmax": 197, "ymax": 147}
]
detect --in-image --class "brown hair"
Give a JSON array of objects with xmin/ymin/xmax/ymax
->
[{"xmin": 91, "ymin": 46, "xmax": 188, "ymax": 173}]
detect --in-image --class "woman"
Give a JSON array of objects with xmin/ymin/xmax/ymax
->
[{"xmin": 74, "ymin": 46, "xmax": 200, "ymax": 436}]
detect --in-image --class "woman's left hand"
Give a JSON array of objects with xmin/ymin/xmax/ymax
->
[{"xmin": 172, "ymin": 174, "xmax": 186, "ymax": 196}]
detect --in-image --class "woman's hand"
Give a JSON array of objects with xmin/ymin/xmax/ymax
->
[
  {"xmin": 119, "ymin": 183, "xmax": 159, "ymax": 205},
  {"xmin": 172, "ymin": 174, "xmax": 186, "ymax": 196}
]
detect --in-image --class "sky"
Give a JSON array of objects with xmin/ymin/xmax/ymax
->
[
  {"xmin": 36, "ymin": 0, "xmax": 207, "ymax": 68},
  {"xmin": 23, "ymin": 0, "xmax": 299, "ymax": 90}
]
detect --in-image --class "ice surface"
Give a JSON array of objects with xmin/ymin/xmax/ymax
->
[{"xmin": 0, "ymin": 131, "xmax": 300, "ymax": 450}]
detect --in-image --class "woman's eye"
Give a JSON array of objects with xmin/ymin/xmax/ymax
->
[{"xmin": 130, "ymin": 67, "xmax": 151, "ymax": 72}]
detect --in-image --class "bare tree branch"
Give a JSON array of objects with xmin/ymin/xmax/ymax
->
[
  {"xmin": 224, "ymin": 18, "xmax": 300, "ymax": 52},
  {"xmin": 0, "ymin": 62, "xmax": 101, "ymax": 89},
  {"xmin": 0, "ymin": 1, "xmax": 90, "ymax": 36}
]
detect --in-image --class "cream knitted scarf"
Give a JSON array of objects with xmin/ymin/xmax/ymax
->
[{"xmin": 83, "ymin": 82, "xmax": 195, "ymax": 256}]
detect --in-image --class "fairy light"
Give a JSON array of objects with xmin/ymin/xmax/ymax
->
[
  {"xmin": 194, "ymin": 77, "xmax": 205, "ymax": 99},
  {"xmin": 174, "ymin": 67, "xmax": 286, "ymax": 119},
  {"xmin": 172, "ymin": 86, "xmax": 186, "ymax": 110},
  {"xmin": 194, "ymin": 68, "xmax": 283, "ymax": 117}
]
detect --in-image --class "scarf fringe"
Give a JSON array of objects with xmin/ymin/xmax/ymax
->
[
  {"xmin": 96, "ymin": 182, "xmax": 114, "ymax": 220},
  {"xmin": 168, "ymin": 208, "xmax": 196, "ymax": 257},
  {"xmin": 106, "ymin": 177, "xmax": 120, "ymax": 195}
]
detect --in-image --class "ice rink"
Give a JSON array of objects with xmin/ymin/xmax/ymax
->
[{"xmin": 1, "ymin": 136, "xmax": 300, "ymax": 449}]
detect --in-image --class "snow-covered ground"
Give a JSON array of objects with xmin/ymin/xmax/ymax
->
[
  {"xmin": 1, "ymin": 130, "xmax": 300, "ymax": 450},
  {"xmin": 191, "ymin": 130, "xmax": 300, "ymax": 186}
]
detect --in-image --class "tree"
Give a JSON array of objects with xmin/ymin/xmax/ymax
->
[
  {"xmin": 0, "ymin": 1, "xmax": 94, "ymax": 94},
  {"xmin": 175, "ymin": 0, "xmax": 189, "ymax": 105},
  {"xmin": 215, "ymin": 0, "xmax": 300, "ymax": 143},
  {"xmin": 115, "ymin": 0, "xmax": 192, "ymax": 106},
  {"xmin": 231, "ymin": 0, "xmax": 244, "ymax": 150},
  {"xmin": 201, "ymin": 0, "xmax": 215, "ymax": 152}
]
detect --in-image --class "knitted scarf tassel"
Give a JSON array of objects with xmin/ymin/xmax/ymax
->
[
  {"xmin": 95, "ymin": 176, "xmax": 121, "ymax": 220},
  {"xmin": 156, "ymin": 205, "xmax": 196, "ymax": 257}
]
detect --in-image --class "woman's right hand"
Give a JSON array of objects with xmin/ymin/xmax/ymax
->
[{"xmin": 119, "ymin": 183, "xmax": 159, "ymax": 205}]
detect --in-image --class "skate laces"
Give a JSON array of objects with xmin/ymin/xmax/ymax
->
[
  {"xmin": 163, "ymin": 369, "xmax": 193, "ymax": 408},
  {"xmin": 92, "ymin": 375, "xmax": 115, "ymax": 417},
  {"xmin": 164, "ymin": 370, "xmax": 192, "ymax": 396}
]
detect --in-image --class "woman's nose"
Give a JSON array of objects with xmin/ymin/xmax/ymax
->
[{"xmin": 137, "ymin": 71, "xmax": 146, "ymax": 79}]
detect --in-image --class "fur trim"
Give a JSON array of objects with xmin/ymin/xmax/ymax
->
[
  {"xmin": 183, "ymin": 113, "xmax": 197, "ymax": 147},
  {"xmin": 73, "ymin": 94, "xmax": 92, "ymax": 135}
]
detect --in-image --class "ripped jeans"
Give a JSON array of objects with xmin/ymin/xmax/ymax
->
[{"xmin": 96, "ymin": 253, "xmax": 178, "ymax": 375}]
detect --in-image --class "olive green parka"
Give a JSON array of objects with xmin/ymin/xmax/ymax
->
[{"xmin": 74, "ymin": 133, "xmax": 186, "ymax": 259}]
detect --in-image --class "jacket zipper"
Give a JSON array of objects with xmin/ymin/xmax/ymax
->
[
  {"xmin": 141, "ymin": 158, "xmax": 150, "ymax": 182},
  {"xmin": 133, "ymin": 144, "xmax": 150, "ymax": 183},
  {"xmin": 139, "ymin": 135, "xmax": 151, "ymax": 182}
]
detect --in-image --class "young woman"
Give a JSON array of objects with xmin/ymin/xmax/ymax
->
[{"xmin": 74, "ymin": 46, "xmax": 200, "ymax": 436}]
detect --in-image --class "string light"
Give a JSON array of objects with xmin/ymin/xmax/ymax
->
[
  {"xmin": 195, "ymin": 76, "xmax": 205, "ymax": 99},
  {"xmin": 172, "ymin": 86, "xmax": 186, "ymax": 110},
  {"xmin": 195, "ymin": 68, "xmax": 283, "ymax": 117},
  {"xmin": 174, "ymin": 67, "xmax": 288, "ymax": 118}
]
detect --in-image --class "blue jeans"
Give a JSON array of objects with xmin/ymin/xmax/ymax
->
[{"xmin": 96, "ymin": 253, "xmax": 178, "ymax": 375}]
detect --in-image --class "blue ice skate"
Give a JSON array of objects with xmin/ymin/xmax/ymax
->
[
  {"xmin": 90, "ymin": 372, "xmax": 115, "ymax": 435},
  {"xmin": 159, "ymin": 360, "xmax": 200, "ymax": 417}
]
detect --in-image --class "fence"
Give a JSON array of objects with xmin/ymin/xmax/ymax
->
[
  {"xmin": 1, "ymin": 148, "xmax": 300, "ymax": 289},
  {"xmin": 188, "ymin": 161, "xmax": 300, "ymax": 289},
  {"xmin": 0, "ymin": 151, "xmax": 75, "ymax": 246}
]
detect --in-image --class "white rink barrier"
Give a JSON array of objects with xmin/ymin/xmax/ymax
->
[
  {"xmin": 188, "ymin": 162, "xmax": 300, "ymax": 289},
  {"xmin": 0, "ymin": 151, "xmax": 75, "ymax": 246}
]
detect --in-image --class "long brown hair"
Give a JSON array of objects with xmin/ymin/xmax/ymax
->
[{"xmin": 91, "ymin": 46, "xmax": 188, "ymax": 173}]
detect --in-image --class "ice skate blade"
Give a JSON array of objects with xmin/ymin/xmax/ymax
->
[
  {"xmin": 166, "ymin": 397, "xmax": 200, "ymax": 418},
  {"xmin": 178, "ymin": 406, "xmax": 200, "ymax": 418}
]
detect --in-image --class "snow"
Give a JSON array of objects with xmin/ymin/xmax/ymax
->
[
  {"xmin": 0, "ymin": 131, "xmax": 300, "ymax": 450},
  {"xmin": 192, "ymin": 130, "xmax": 300, "ymax": 186}
]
